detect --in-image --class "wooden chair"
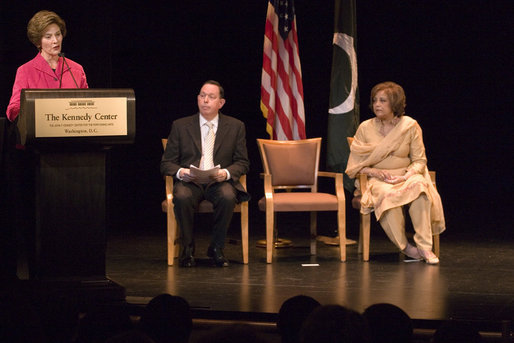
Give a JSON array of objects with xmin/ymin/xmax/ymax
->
[
  {"xmin": 161, "ymin": 139, "xmax": 249, "ymax": 265},
  {"xmin": 346, "ymin": 137, "xmax": 440, "ymax": 261},
  {"xmin": 257, "ymin": 138, "xmax": 346, "ymax": 263}
]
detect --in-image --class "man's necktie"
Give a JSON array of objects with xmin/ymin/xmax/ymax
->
[{"xmin": 203, "ymin": 122, "xmax": 215, "ymax": 170}]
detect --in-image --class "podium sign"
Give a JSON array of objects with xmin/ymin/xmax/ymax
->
[
  {"xmin": 20, "ymin": 89, "xmax": 135, "ymax": 146},
  {"xmin": 35, "ymin": 97, "xmax": 127, "ymax": 137}
]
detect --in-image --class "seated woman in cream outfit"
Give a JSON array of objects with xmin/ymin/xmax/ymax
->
[{"xmin": 345, "ymin": 82, "xmax": 445, "ymax": 264}]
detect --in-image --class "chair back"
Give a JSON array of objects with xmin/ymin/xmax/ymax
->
[{"xmin": 257, "ymin": 138, "xmax": 321, "ymax": 190}]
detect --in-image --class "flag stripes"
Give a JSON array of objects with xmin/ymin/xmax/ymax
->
[{"xmin": 261, "ymin": 0, "xmax": 306, "ymax": 140}]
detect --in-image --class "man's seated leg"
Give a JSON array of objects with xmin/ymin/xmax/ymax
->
[
  {"xmin": 205, "ymin": 182, "xmax": 237, "ymax": 267},
  {"xmin": 173, "ymin": 181, "xmax": 203, "ymax": 267}
]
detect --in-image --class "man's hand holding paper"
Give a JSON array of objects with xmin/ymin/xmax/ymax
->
[
  {"xmin": 212, "ymin": 169, "xmax": 228, "ymax": 182},
  {"xmin": 189, "ymin": 164, "xmax": 222, "ymax": 184}
]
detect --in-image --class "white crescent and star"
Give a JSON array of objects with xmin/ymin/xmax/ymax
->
[{"xmin": 329, "ymin": 32, "xmax": 358, "ymax": 114}]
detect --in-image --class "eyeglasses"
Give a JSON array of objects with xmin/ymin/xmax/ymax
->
[{"xmin": 198, "ymin": 93, "xmax": 219, "ymax": 100}]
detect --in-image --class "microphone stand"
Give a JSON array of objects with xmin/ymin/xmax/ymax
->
[
  {"xmin": 59, "ymin": 54, "xmax": 65, "ymax": 88},
  {"xmin": 58, "ymin": 53, "xmax": 79, "ymax": 88}
]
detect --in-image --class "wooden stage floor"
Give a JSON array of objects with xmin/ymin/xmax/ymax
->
[{"xmin": 105, "ymin": 218, "xmax": 514, "ymax": 330}]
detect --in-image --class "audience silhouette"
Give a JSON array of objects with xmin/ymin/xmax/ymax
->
[
  {"xmin": 362, "ymin": 303, "xmax": 413, "ymax": 343},
  {"xmin": 277, "ymin": 295, "xmax": 321, "ymax": 343},
  {"xmin": 0, "ymin": 289, "xmax": 496, "ymax": 343},
  {"xmin": 75, "ymin": 303, "xmax": 134, "ymax": 343},
  {"xmin": 0, "ymin": 288, "xmax": 45, "ymax": 342},
  {"xmin": 38, "ymin": 294, "xmax": 81, "ymax": 343},
  {"xmin": 195, "ymin": 323, "xmax": 269, "ymax": 343},
  {"xmin": 138, "ymin": 293, "xmax": 192, "ymax": 343},
  {"xmin": 300, "ymin": 304, "xmax": 371, "ymax": 343}
]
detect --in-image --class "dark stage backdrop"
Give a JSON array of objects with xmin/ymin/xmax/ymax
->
[{"xmin": 1, "ymin": 1, "xmax": 512, "ymax": 239}]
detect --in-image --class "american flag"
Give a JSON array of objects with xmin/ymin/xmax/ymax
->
[{"xmin": 260, "ymin": 0, "xmax": 306, "ymax": 140}]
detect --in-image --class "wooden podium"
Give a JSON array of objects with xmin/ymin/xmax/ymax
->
[{"xmin": 19, "ymin": 89, "xmax": 135, "ymax": 303}]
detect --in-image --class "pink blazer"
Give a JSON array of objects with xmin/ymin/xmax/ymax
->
[{"xmin": 6, "ymin": 53, "xmax": 88, "ymax": 121}]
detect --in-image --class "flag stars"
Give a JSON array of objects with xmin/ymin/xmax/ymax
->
[{"xmin": 277, "ymin": 0, "xmax": 293, "ymax": 37}]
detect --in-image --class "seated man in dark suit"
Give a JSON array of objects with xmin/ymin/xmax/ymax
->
[{"xmin": 160, "ymin": 80, "xmax": 250, "ymax": 267}]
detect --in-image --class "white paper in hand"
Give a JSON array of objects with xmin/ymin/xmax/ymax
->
[{"xmin": 189, "ymin": 164, "xmax": 220, "ymax": 184}]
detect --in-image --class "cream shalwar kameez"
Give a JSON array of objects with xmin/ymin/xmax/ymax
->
[{"xmin": 345, "ymin": 116, "xmax": 445, "ymax": 251}]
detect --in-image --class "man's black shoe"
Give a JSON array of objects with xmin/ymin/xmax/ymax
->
[
  {"xmin": 179, "ymin": 256, "xmax": 195, "ymax": 268},
  {"xmin": 179, "ymin": 246, "xmax": 196, "ymax": 268},
  {"xmin": 207, "ymin": 246, "xmax": 229, "ymax": 267}
]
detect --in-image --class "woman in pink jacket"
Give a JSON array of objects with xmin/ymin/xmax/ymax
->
[
  {"xmin": 6, "ymin": 10, "xmax": 88, "ymax": 122},
  {"xmin": 1, "ymin": 10, "xmax": 88, "ymax": 281}
]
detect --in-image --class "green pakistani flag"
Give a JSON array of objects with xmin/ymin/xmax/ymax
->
[{"xmin": 327, "ymin": 0, "xmax": 359, "ymax": 192}]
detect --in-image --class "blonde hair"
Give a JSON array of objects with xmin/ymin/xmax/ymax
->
[
  {"xmin": 369, "ymin": 81, "xmax": 406, "ymax": 117},
  {"xmin": 27, "ymin": 10, "xmax": 67, "ymax": 50}
]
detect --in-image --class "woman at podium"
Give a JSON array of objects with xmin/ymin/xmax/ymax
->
[
  {"xmin": 2, "ymin": 10, "xmax": 88, "ymax": 281},
  {"xmin": 6, "ymin": 10, "xmax": 88, "ymax": 122}
]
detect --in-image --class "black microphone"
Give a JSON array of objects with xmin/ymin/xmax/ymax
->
[{"xmin": 58, "ymin": 52, "xmax": 79, "ymax": 88}]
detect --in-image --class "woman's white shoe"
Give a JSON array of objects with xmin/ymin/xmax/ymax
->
[{"xmin": 418, "ymin": 249, "xmax": 440, "ymax": 264}]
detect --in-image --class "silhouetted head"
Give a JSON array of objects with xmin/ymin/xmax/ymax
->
[
  {"xmin": 300, "ymin": 304, "xmax": 370, "ymax": 343},
  {"xmin": 363, "ymin": 303, "xmax": 413, "ymax": 343},
  {"xmin": 138, "ymin": 293, "xmax": 192, "ymax": 343},
  {"xmin": 277, "ymin": 295, "xmax": 321, "ymax": 343}
]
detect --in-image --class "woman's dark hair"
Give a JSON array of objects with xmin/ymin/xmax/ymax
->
[{"xmin": 369, "ymin": 81, "xmax": 406, "ymax": 117}]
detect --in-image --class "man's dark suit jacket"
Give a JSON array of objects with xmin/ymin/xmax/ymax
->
[{"xmin": 160, "ymin": 113, "xmax": 250, "ymax": 202}]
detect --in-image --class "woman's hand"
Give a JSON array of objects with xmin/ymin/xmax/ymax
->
[
  {"xmin": 363, "ymin": 167, "xmax": 407, "ymax": 184},
  {"xmin": 364, "ymin": 167, "xmax": 392, "ymax": 180}
]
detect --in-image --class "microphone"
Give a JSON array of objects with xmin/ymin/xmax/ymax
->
[{"xmin": 58, "ymin": 52, "xmax": 79, "ymax": 88}]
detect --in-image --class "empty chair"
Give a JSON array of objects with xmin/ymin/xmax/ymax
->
[{"xmin": 257, "ymin": 138, "xmax": 346, "ymax": 263}]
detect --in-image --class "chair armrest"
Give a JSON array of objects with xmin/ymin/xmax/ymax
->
[
  {"xmin": 165, "ymin": 175, "xmax": 174, "ymax": 204},
  {"xmin": 262, "ymin": 173, "xmax": 273, "ymax": 198},
  {"xmin": 239, "ymin": 174, "xmax": 247, "ymax": 191},
  {"xmin": 318, "ymin": 171, "xmax": 339, "ymax": 178},
  {"xmin": 318, "ymin": 171, "xmax": 345, "ymax": 201}
]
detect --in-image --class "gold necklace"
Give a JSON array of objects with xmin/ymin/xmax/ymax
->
[{"xmin": 377, "ymin": 117, "xmax": 400, "ymax": 136}]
